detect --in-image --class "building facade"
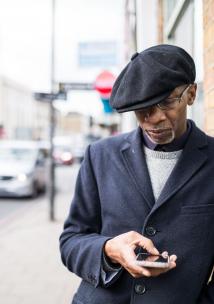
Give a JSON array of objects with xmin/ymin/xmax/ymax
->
[
  {"xmin": 203, "ymin": 0, "xmax": 214, "ymax": 135},
  {"xmin": 159, "ymin": 0, "xmax": 204, "ymax": 129},
  {"xmin": 159, "ymin": 0, "xmax": 214, "ymax": 134},
  {"xmin": 0, "ymin": 77, "xmax": 49, "ymax": 140},
  {"xmin": 123, "ymin": 0, "xmax": 214, "ymax": 134}
]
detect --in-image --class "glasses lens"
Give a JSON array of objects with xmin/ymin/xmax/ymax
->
[
  {"xmin": 137, "ymin": 107, "xmax": 152, "ymax": 116},
  {"xmin": 158, "ymin": 98, "xmax": 179, "ymax": 110},
  {"xmin": 158, "ymin": 84, "xmax": 191, "ymax": 110}
]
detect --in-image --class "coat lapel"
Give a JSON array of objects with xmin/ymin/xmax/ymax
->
[
  {"xmin": 153, "ymin": 122, "xmax": 208, "ymax": 211},
  {"xmin": 120, "ymin": 127, "xmax": 155, "ymax": 208}
]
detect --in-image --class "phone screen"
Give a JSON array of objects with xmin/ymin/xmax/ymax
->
[{"xmin": 136, "ymin": 253, "xmax": 169, "ymax": 268}]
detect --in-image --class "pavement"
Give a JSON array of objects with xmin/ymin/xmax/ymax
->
[{"xmin": 0, "ymin": 165, "xmax": 81, "ymax": 304}]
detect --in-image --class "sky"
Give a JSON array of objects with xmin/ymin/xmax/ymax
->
[
  {"xmin": 0, "ymin": 0, "xmax": 125, "ymax": 116},
  {"xmin": 0, "ymin": 0, "xmax": 125, "ymax": 88},
  {"xmin": 0, "ymin": 0, "xmax": 52, "ymax": 91}
]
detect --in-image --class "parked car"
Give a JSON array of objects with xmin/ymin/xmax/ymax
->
[
  {"xmin": 53, "ymin": 146, "xmax": 73, "ymax": 166},
  {"xmin": 0, "ymin": 140, "xmax": 48, "ymax": 198},
  {"xmin": 37, "ymin": 139, "xmax": 73, "ymax": 166},
  {"xmin": 53, "ymin": 136, "xmax": 74, "ymax": 166},
  {"xmin": 72, "ymin": 134, "xmax": 101, "ymax": 163}
]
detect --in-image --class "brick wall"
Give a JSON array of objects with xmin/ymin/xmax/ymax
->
[
  {"xmin": 203, "ymin": 0, "xmax": 214, "ymax": 135},
  {"xmin": 157, "ymin": 0, "xmax": 164, "ymax": 44}
]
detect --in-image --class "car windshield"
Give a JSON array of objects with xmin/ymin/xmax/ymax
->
[{"xmin": 0, "ymin": 148, "xmax": 37, "ymax": 162}]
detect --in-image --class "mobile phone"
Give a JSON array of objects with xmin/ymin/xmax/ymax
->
[{"xmin": 136, "ymin": 253, "xmax": 170, "ymax": 268}]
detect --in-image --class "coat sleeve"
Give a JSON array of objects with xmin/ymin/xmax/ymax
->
[
  {"xmin": 197, "ymin": 268, "xmax": 214, "ymax": 303},
  {"xmin": 59, "ymin": 144, "xmax": 120, "ymax": 287}
]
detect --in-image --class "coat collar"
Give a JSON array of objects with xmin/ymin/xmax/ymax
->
[
  {"xmin": 120, "ymin": 120, "xmax": 208, "ymax": 210},
  {"xmin": 121, "ymin": 127, "xmax": 155, "ymax": 208},
  {"xmin": 154, "ymin": 120, "xmax": 208, "ymax": 211}
]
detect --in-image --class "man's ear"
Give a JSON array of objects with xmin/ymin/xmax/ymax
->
[{"xmin": 187, "ymin": 83, "xmax": 197, "ymax": 106}]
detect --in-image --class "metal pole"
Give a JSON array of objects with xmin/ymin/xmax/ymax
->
[
  {"xmin": 133, "ymin": 0, "xmax": 138, "ymax": 52},
  {"xmin": 49, "ymin": 101, "xmax": 55, "ymax": 221},
  {"xmin": 49, "ymin": 0, "xmax": 56, "ymax": 221}
]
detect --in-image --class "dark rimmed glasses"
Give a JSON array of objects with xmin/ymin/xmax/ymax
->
[{"xmin": 136, "ymin": 84, "xmax": 192, "ymax": 117}]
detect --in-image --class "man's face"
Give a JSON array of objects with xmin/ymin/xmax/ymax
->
[{"xmin": 134, "ymin": 84, "xmax": 197, "ymax": 144}]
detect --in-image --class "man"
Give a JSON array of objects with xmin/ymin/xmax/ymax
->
[{"xmin": 60, "ymin": 45, "xmax": 214, "ymax": 304}]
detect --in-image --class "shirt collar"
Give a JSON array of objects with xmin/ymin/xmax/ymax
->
[{"xmin": 142, "ymin": 120, "xmax": 192, "ymax": 152}]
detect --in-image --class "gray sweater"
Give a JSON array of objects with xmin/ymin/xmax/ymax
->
[{"xmin": 144, "ymin": 146, "xmax": 183, "ymax": 201}]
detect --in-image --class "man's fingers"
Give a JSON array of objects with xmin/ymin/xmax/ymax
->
[
  {"xmin": 137, "ymin": 254, "xmax": 177, "ymax": 277},
  {"xmin": 124, "ymin": 254, "xmax": 177, "ymax": 278},
  {"xmin": 143, "ymin": 264, "xmax": 174, "ymax": 277},
  {"xmin": 126, "ymin": 262, "xmax": 152, "ymax": 278},
  {"xmin": 131, "ymin": 237, "xmax": 159, "ymax": 255},
  {"xmin": 106, "ymin": 231, "xmax": 178, "ymax": 279},
  {"xmin": 169, "ymin": 254, "xmax": 177, "ymax": 262},
  {"xmin": 121, "ymin": 249, "xmax": 138, "ymax": 266},
  {"xmin": 162, "ymin": 251, "xmax": 168, "ymax": 258}
]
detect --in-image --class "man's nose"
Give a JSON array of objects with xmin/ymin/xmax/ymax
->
[{"xmin": 146, "ymin": 106, "xmax": 167, "ymax": 123}]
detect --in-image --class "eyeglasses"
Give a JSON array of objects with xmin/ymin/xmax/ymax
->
[{"xmin": 136, "ymin": 84, "xmax": 191, "ymax": 117}]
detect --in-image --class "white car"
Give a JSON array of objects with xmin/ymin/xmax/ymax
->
[{"xmin": 0, "ymin": 140, "xmax": 48, "ymax": 198}]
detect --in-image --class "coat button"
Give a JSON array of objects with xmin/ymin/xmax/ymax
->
[
  {"xmin": 134, "ymin": 283, "xmax": 146, "ymax": 294},
  {"xmin": 145, "ymin": 226, "xmax": 157, "ymax": 236}
]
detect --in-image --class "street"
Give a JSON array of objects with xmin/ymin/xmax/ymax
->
[
  {"xmin": 0, "ymin": 164, "xmax": 81, "ymax": 304},
  {"xmin": 0, "ymin": 164, "xmax": 79, "ymax": 221},
  {"xmin": 0, "ymin": 198, "xmax": 35, "ymax": 221}
]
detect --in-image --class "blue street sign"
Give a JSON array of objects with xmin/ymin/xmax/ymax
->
[{"xmin": 101, "ymin": 98, "xmax": 114, "ymax": 113}]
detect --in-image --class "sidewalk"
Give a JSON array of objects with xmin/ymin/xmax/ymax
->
[{"xmin": 0, "ymin": 165, "xmax": 81, "ymax": 304}]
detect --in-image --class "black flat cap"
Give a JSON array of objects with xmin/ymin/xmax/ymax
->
[{"xmin": 110, "ymin": 44, "xmax": 196, "ymax": 113}]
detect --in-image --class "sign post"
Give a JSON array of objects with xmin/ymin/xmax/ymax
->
[{"xmin": 34, "ymin": 90, "xmax": 67, "ymax": 221}]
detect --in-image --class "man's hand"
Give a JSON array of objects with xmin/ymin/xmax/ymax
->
[{"xmin": 104, "ymin": 231, "xmax": 177, "ymax": 278}]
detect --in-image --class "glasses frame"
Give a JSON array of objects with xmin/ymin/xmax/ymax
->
[
  {"xmin": 157, "ymin": 84, "xmax": 192, "ymax": 110},
  {"xmin": 136, "ymin": 84, "xmax": 192, "ymax": 118}
]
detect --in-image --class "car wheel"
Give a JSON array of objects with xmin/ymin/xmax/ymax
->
[
  {"xmin": 40, "ymin": 184, "xmax": 46, "ymax": 193},
  {"xmin": 31, "ymin": 181, "xmax": 39, "ymax": 198}
]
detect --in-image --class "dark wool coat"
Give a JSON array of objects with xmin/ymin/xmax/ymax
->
[{"xmin": 60, "ymin": 120, "xmax": 214, "ymax": 304}]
